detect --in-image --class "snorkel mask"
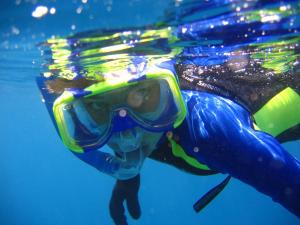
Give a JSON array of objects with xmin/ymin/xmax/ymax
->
[{"xmin": 52, "ymin": 66, "xmax": 186, "ymax": 153}]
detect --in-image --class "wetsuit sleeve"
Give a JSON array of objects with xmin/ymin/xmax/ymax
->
[
  {"xmin": 184, "ymin": 91, "xmax": 300, "ymax": 217},
  {"xmin": 72, "ymin": 148, "xmax": 148, "ymax": 180}
]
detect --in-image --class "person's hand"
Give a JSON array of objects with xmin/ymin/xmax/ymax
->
[{"xmin": 109, "ymin": 174, "xmax": 141, "ymax": 225}]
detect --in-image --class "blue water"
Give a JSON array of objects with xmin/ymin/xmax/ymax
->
[{"xmin": 1, "ymin": 1, "xmax": 300, "ymax": 225}]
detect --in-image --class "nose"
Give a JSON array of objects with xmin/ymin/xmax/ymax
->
[{"xmin": 127, "ymin": 90, "xmax": 144, "ymax": 108}]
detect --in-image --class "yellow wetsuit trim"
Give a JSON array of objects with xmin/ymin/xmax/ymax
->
[{"xmin": 167, "ymin": 136, "xmax": 210, "ymax": 170}]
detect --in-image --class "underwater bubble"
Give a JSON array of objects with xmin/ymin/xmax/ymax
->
[
  {"xmin": 11, "ymin": 26, "xmax": 20, "ymax": 35},
  {"xmin": 32, "ymin": 6, "xmax": 48, "ymax": 18},
  {"xmin": 76, "ymin": 6, "xmax": 83, "ymax": 14},
  {"xmin": 49, "ymin": 7, "xmax": 56, "ymax": 15}
]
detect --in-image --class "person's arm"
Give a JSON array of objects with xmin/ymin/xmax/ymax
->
[
  {"xmin": 72, "ymin": 149, "xmax": 142, "ymax": 180},
  {"xmin": 109, "ymin": 174, "xmax": 141, "ymax": 225},
  {"xmin": 73, "ymin": 147, "xmax": 146, "ymax": 224},
  {"xmin": 72, "ymin": 148, "xmax": 147, "ymax": 180},
  {"xmin": 183, "ymin": 91, "xmax": 300, "ymax": 217}
]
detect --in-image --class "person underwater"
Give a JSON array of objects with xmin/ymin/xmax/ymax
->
[
  {"xmin": 38, "ymin": 60, "xmax": 300, "ymax": 225},
  {"xmin": 37, "ymin": 2, "xmax": 300, "ymax": 221}
]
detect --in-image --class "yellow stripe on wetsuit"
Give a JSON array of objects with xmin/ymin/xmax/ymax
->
[{"xmin": 167, "ymin": 135, "xmax": 210, "ymax": 171}]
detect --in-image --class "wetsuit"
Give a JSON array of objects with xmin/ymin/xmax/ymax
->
[
  {"xmin": 71, "ymin": 88, "xmax": 300, "ymax": 218},
  {"xmin": 165, "ymin": 90, "xmax": 300, "ymax": 217}
]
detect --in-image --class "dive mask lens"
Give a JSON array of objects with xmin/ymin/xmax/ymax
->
[
  {"xmin": 125, "ymin": 79, "xmax": 183, "ymax": 130},
  {"xmin": 53, "ymin": 71, "xmax": 186, "ymax": 152},
  {"xmin": 66, "ymin": 78, "xmax": 181, "ymax": 142},
  {"xmin": 55, "ymin": 99, "xmax": 111, "ymax": 150}
]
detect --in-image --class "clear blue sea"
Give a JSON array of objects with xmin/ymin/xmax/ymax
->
[{"xmin": 1, "ymin": 0, "xmax": 300, "ymax": 225}]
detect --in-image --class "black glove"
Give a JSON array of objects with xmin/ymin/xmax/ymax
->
[{"xmin": 109, "ymin": 174, "xmax": 141, "ymax": 225}]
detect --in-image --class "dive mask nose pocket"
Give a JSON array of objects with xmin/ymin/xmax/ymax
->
[{"xmin": 110, "ymin": 129, "xmax": 144, "ymax": 153}]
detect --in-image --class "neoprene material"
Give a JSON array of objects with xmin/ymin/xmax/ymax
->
[
  {"xmin": 73, "ymin": 90, "xmax": 300, "ymax": 217},
  {"xmin": 175, "ymin": 90, "xmax": 300, "ymax": 217},
  {"xmin": 109, "ymin": 175, "xmax": 141, "ymax": 225}
]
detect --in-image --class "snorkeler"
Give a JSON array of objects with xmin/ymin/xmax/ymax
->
[
  {"xmin": 38, "ymin": 59, "xmax": 300, "ymax": 225},
  {"xmin": 37, "ymin": 1, "xmax": 300, "ymax": 220}
]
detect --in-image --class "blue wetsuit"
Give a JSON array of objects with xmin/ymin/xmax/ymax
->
[
  {"xmin": 73, "ymin": 89, "xmax": 300, "ymax": 218},
  {"xmin": 177, "ymin": 90, "xmax": 300, "ymax": 217}
]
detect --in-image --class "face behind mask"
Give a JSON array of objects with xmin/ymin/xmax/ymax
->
[
  {"xmin": 73, "ymin": 100, "xmax": 106, "ymax": 135},
  {"xmin": 73, "ymin": 99, "xmax": 164, "ymax": 154}
]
